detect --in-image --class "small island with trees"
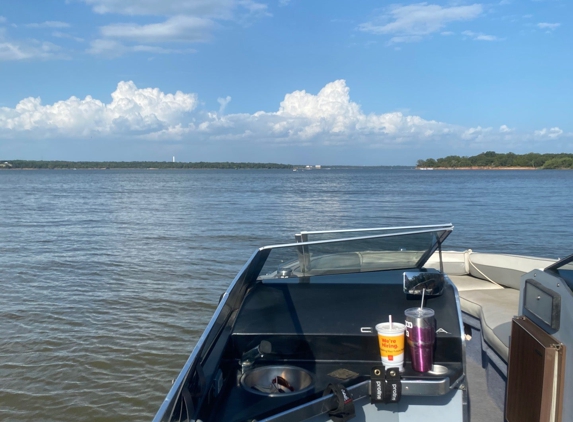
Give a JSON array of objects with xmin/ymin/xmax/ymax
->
[{"xmin": 416, "ymin": 152, "xmax": 573, "ymax": 170}]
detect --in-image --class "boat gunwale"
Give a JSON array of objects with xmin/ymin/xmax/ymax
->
[{"xmin": 153, "ymin": 248, "xmax": 265, "ymax": 422}]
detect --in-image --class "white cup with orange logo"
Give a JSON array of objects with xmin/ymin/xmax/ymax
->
[{"xmin": 375, "ymin": 322, "xmax": 406, "ymax": 371}]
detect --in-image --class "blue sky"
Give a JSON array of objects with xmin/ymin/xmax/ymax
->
[{"xmin": 0, "ymin": 0, "xmax": 571, "ymax": 165}]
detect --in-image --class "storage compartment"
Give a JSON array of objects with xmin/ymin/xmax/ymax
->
[{"xmin": 505, "ymin": 316, "xmax": 566, "ymax": 422}]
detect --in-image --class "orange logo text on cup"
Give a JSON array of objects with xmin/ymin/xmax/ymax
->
[{"xmin": 378, "ymin": 335, "xmax": 405, "ymax": 359}]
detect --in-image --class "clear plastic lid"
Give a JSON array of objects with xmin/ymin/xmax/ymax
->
[{"xmin": 404, "ymin": 307, "xmax": 435, "ymax": 318}]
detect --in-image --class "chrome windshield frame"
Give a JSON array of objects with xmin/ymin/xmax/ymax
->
[
  {"xmin": 544, "ymin": 252, "xmax": 573, "ymax": 292},
  {"xmin": 263, "ymin": 225, "xmax": 453, "ymax": 251},
  {"xmin": 295, "ymin": 223, "xmax": 453, "ymax": 238},
  {"xmin": 545, "ymin": 252, "xmax": 573, "ymax": 271}
]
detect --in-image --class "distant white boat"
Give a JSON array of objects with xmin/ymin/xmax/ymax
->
[{"xmin": 418, "ymin": 167, "xmax": 434, "ymax": 170}]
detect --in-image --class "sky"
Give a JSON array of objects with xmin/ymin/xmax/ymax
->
[{"xmin": 0, "ymin": 0, "xmax": 571, "ymax": 165}]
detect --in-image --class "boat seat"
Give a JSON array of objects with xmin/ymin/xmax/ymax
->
[
  {"xmin": 459, "ymin": 289, "xmax": 519, "ymax": 361},
  {"xmin": 447, "ymin": 274, "xmax": 504, "ymax": 292}
]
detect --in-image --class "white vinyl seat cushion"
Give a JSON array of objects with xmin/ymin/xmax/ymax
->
[
  {"xmin": 447, "ymin": 275, "xmax": 504, "ymax": 292},
  {"xmin": 459, "ymin": 289, "xmax": 519, "ymax": 361}
]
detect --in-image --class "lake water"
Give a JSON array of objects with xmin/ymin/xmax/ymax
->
[{"xmin": 0, "ymin": 169, "xmax": 571, "ymax": 421}]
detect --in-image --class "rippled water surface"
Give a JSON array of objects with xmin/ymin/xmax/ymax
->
[{"xmin": 1, "ymin": 169, "xmax": 571, "ymax": 421}]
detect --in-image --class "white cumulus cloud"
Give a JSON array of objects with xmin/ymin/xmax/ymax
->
[
  {"xmin": 188, "ymin": 80, "xmax": 457, "ymax": 146},
  {"xmin": 1, "ymin": 80, "xmax": 569, "ymax": 155},
  {"xmin": 462, "ymin": 126, "xmax": 492, "ymax": 140},
  {"xmin": 217, "ymin": 96, "xmax": 232, "ymax": 114},
  {"xmin": 0, "ymin": 79, "xmax": 457, "ymax": 146},
  {"xmin": 534, "ymin": 127, "xmax": 563, "ymax": 138},
  {"xmin": 0, "ymin": 81, "xmax": 197, "ymax": 136}
]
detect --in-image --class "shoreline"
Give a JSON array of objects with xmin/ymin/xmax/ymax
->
[
  {"xmin": 0, "ymin": 167, "xmax": 292, "ymax": 171},
  {"xmin": 418, "ymin": 166, "xmax": 539, "ymax": 171}
]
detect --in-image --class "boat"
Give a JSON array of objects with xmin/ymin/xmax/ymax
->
[{"xmin": 153, "ymin": 224, "xmax": 572, "ymax": 422}]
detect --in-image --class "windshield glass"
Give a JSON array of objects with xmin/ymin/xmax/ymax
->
[
  {"xmin": 258, "ymin": 226, "xmax": 452, "ymax": 279},
  {"xmin": 546, "ymin": 253, "xmax": 573, "ymax": 292}
]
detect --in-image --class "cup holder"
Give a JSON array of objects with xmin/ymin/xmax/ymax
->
[
  {"xmin": 427, "ymin": 364, "xmax": 449, "ymax": 375},
  {"xmin": 241, "ymin": 365, "xmax": 314, "ymax": 397}
]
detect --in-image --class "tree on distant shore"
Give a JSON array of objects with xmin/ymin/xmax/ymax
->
[
  {"xmin": 542, "ymin": 157, "xmax": 573, "ymax": 169},
  {"xmin": 416, "ymin": 152, "xmax": 573, "ymax": 169}
]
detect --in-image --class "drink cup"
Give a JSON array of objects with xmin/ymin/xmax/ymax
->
[
  {"xmin": 375, "ymin": 322, "xmax": 406, "ymax": 371},
  {"xmin": 404, "ymin": 308, "xmax": 436, "ymax": 372}
]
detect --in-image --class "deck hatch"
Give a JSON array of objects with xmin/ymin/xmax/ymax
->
[{"xmin": 523, "ymin": 279, "xmax": 561, "ymax": 331}]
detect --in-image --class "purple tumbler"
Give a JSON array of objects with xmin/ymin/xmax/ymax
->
[{"xmin": 404, "ymin": 308, "xmax": 436, "ymax": 372}]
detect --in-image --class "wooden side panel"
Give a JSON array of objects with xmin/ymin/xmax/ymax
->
[{"xmin": 505, "ymin": 317, "xmax": 565, "ymax": 422}]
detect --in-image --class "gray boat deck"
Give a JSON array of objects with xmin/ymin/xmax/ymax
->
[
  {"xmin": 466, "ymin": 354, "xmax": 503, "ymax": 421},
  {"xmin": 304, "ymin": 358, "xmax": 501, "ymax": 422}
]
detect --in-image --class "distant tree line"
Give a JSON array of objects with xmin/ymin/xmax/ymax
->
[
  {"xmin": 417, "ymin": 152, "xmax": 573, "ymax": 169},
  {"xmin": 0, "ymin": 160, "xmax": 294, "ymax": 170}
]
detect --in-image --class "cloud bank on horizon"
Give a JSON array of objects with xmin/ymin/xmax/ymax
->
[{"xmin": 0, "ymin": 80, "xmax": 567, "ymax": 152}]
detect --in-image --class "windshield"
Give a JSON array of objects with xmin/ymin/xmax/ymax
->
[
  {"xmin": 546, "ymin": 253, "xmax": 573, "ymax": 292},
  {"xmin": 258, "ymin": 225, "xmax": 453, "ymax": 279}
]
